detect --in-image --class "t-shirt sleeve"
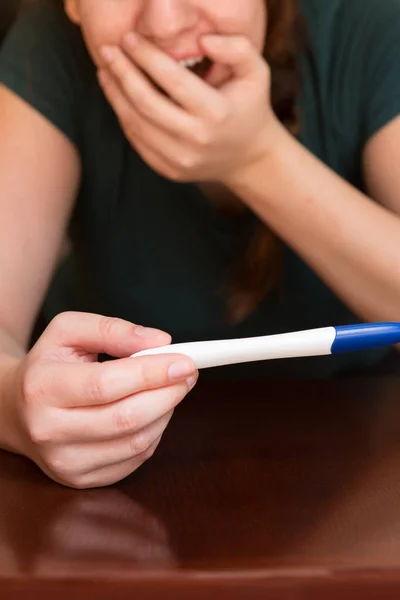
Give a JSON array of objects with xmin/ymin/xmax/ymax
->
[
  {"xmin": 0, "ymin": 1, "xmax": 83, "ymax": 148},
  {"xmin": 357, "ymin": 0, "xmax": 400, "ymax": 141}
]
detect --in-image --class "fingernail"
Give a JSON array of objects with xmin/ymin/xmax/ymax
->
[
  {"xmin": 100, "ymin": 45, "xmax": 116, "ymax": 63},
  {"xmin": 124, "ymin": 32, "xmax": 138, "ymax": 48},
  {"xmin": 135, "ymin": 325, "xmax": 163, "ymax": 338},
  {"xmin": 168, "ymin": 360, "xmax": 195, "ymax": 382},
  {"xmin": 186, "ymin": 374, "xmax": 198, "ymax": 390}
]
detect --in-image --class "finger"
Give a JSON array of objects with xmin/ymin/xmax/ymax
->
[
  {"xmin": 98, "ymin": 68, "xmax": 134, "ymax": 126},
  {"xmin": 98, "ymin": 57, "xmax": 201, "ymax": 139},
  {"xmin": 118, "ymin": 34, "xmax": 224, "ymax": 119},
  {"xmin": 200, "ymin": 35, "xmax": 263, "ymax": 80},
  {"xmin": 128, "ymin": 119, "xmax": 199, "ymax": 177},
  {"xmin": 99, "ymin": 69, "xmax": 200, "ymax": 167},
  {"xmin": 134, "ymin": 138, "xmax": 181, "ymax": 180},
  {"xmin": 38, "ymin": 311, "xmax": 170, "ymax": 359},
  {"xmin": 44, "ymin": 379, "xmax": 193, "ymax": 444},
  {"xmin": 40, "ymin": 353, "xmax": 197, "ymax": 408},
  {"xmin": 59, "ymin": 410, "xmax": 173, "ymax": 475},
  {"xmin": 72, "ymin": 437, "xmax": 163, "ymax": 489}
]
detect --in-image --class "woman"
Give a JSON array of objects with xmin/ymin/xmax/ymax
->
[{"xmin": 0, "ymin": 0, "xmax": 399, "ymax": 489}]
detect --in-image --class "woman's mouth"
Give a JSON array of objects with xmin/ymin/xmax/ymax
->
[
  {"xmin": 178, "ymin": 56, "xmax": 213, "ymax": 80},
  {"xmin": 144, "ymin": 55, "xmax": 215, "ymax": 98}
]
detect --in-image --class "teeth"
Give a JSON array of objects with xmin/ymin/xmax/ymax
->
[{"xmin": 178, "ymin": 56, "xmax": 204, "ymax": 68}]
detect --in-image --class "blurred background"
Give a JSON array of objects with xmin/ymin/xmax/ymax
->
[{"xmin": 0, "ymin": 1, "xmax": 20, "ymax": 45}]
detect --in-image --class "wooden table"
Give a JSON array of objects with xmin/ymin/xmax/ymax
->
[{"xmin": 1, "ymin": 377, "xmax": 400, "ymax": 599}]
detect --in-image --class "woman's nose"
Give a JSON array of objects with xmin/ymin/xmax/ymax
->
[{"xmin": 136, "ymin": 0, "xmax": 197, "ymax": 42}]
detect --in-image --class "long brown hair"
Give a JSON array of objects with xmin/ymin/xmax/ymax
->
[{"xmin": 225, "ymin": 0, "xmax": 306, "ymax": 324}]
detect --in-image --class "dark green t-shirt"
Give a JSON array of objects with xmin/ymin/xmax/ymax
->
[{"xmin": 0, "ymin": 0, "xmax": 399, "ymax": 378}]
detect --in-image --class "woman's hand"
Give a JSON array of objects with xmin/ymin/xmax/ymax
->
[
  {"xmin": 9, "ymin": 312, "xmax": 197, "ymax": 489},
  {"xmin": 97, "ymin": 32, "xmax": 282, "ymax": 184}
]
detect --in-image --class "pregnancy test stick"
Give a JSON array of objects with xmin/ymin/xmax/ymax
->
[{"xmin": 130, "ymin": 323, "xmax": 400, "ymax": 370}]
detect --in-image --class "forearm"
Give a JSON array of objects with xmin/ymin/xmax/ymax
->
[
  {"xmin": 227, "ymin": 127, "xmax": 400, "ymax": 324},
  {"xmin": 0, "ymin": 328, "xmax": 25, "ymax": 454}
]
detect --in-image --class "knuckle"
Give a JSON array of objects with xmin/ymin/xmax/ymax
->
[
  {"xmin": 28, "ymin": 420, "xmax": 53, "ymax": 446},
  {"xmin": 87, "ymin": 366, "xmax": 110, "ymax": 404},
  {"xmin": 43, "ymin": 311, "xmax": 79, "ymax": 347},
  {"xmin": 21, "ymin": 370, "xmax": 54, "ymax": 446},
  {"xmin": 129, "ymin": 432, "xmax": 152, "ymax": 457},
  {"xmin": 212, "ymin": 102, "xmax": 229, "ymax": 124},
  {"xmin": 98, "ymin": 316, "xmax": 125, "ymax": 340},
  {"xmin": 134, "ymin": 358, "xmax": 166, "ymax": 391},
  {"xmin": 168, "ymin": 168, "xmax": 185, "ymax": 182},
  {"xmin": 45, "ymin": 449, "xmax": 89, "ymax": 489},
  {"xmin": 22, "ymin": 365, "xmax": 45, "ymax": 406},
  {"xmin": 194, "ymin": 127, "xmax": 213, "ymax": 147},
  {"xmin": 48, "ymin": 311, "xmax": 74, "ymax": 334},
  {"xmin": 113, "ymin": 404, "xmax": 139, "ymax": 436},
  {"xmin": 133, "ymin": 359, "xmax": 150, "ymax": 389},
  {"xmin": 176, "ymin": 152, "xmax": 197, "ymax": 170},
  {"xmin": 45, "ymin": 449, "xmax": 77, "ymax": 483}
]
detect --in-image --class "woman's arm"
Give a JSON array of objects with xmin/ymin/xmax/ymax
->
[
  {"xmin": 0, "ymin": 86, "xmax": 80, "ymax": 348},
  {"xmin": 226, "ymin": 115, "xmax": 400, "ymax": 325},
  {"xmin": 0, "ymin": 86, "xmax": 80, "ymax": 453}
]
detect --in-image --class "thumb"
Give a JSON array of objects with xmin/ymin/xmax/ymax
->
[
  {"xmin": 201, "ymin": 35, "xmax": 261, "ymax": 80},
  {"xmin": 38, "ymin": 311, "xmax": 171, "ymax": 358}
]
